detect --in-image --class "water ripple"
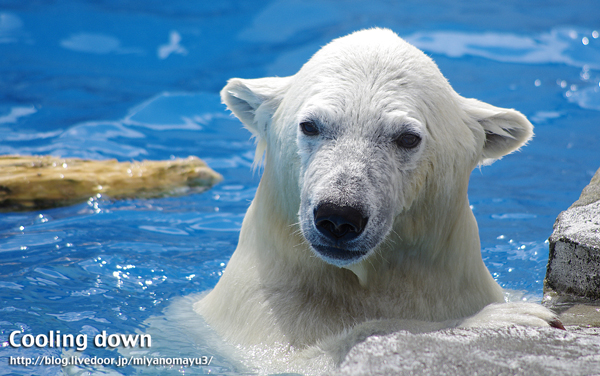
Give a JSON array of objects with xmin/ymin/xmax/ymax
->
[{"xmin": 407, "ymin": 27, "xmax": 600, "ymax": 69}]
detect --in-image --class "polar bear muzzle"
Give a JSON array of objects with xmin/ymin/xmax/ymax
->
[{"xmin": 312, "ymin": 202, "xmax": 370, "ymax": 263}]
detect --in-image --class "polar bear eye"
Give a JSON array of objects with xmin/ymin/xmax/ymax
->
[
  {"xmin": 395, "ymin": 133, "xmax": 421, "ymax": 149},
  {"xmin": 300, "ymin": 121, "xmax": 319, "ymax": 136}
]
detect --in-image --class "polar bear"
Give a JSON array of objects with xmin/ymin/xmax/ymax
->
[{"xmin": 195, "ymin": 28, "xmax": 560, "ymax": 361}]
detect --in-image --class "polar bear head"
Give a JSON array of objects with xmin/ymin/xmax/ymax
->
[{"xmin": 221, "ymin": 28, "xmax": 532, "ymax": 268}]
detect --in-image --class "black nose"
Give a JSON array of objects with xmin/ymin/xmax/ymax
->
[{"xmin": 314, "ymin": 203, "xmax": 368, "ymax": 242}]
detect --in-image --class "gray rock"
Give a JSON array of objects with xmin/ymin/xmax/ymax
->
[
  {"xmin": 546, "ymin": 167, "xmax": 600, "ymax": 301},
  {"xmin": 331, "ymin": 326, "xmax": 600, "ymax": 376},
  {"xmin": 570, "ymin": 168, "xmax": 600, "ymax": 209}
]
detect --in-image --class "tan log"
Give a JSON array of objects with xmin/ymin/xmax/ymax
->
[{"xmin": 0, "ymin": 155, "xmax": 223, "ymax": 211}]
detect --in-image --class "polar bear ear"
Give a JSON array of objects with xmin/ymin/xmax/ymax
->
[
  {"xmin": 461, "ymin": 97, "xmax": 533, "ymax": 164},
  {"xmin": 220, "ymin": 77, "xmax": 290, "ymax": 140}
]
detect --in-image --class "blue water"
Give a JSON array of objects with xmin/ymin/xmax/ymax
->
[{"xmin": 1, "ymin": 1, "xmax": 600, "ymax": 374}]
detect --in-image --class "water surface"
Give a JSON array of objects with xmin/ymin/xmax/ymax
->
[{"xmin": 1, "ymin": 1, "xmax": 600, "ymax": 374}]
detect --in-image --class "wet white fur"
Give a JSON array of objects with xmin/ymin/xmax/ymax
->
[{"xmin": 194, "ymin": 28, "xmax": 556, "ymax": 360}]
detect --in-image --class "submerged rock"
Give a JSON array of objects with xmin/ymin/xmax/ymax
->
[
  {"xmin": 0, "ymin": 155, "xmax": 222, "ymax": 211},
  {"xmin": 545, "ymin": 167, "xmax": 600, "ymax": 302}
]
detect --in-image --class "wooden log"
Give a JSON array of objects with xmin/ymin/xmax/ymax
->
[{"xmin": 0, "ymin": 155, "xmax": 223, "ymax": 211}]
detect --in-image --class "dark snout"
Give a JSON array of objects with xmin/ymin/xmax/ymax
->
[{"xmin": 314, "ymin": 203, "xmax": 368, "ymax": 242}]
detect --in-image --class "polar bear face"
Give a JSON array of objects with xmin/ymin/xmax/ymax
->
[
  {"xmin": 295, "ymin": 97, "xmax": 428, "ymax": 266},
  {"xmin": 221, "ymin": 28, "xmax": 533, "ymax": 268}
]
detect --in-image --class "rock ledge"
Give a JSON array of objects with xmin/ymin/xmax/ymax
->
[{"xmin": 545, "ymin": 168, "xmax": 600, "ymax": 301}]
